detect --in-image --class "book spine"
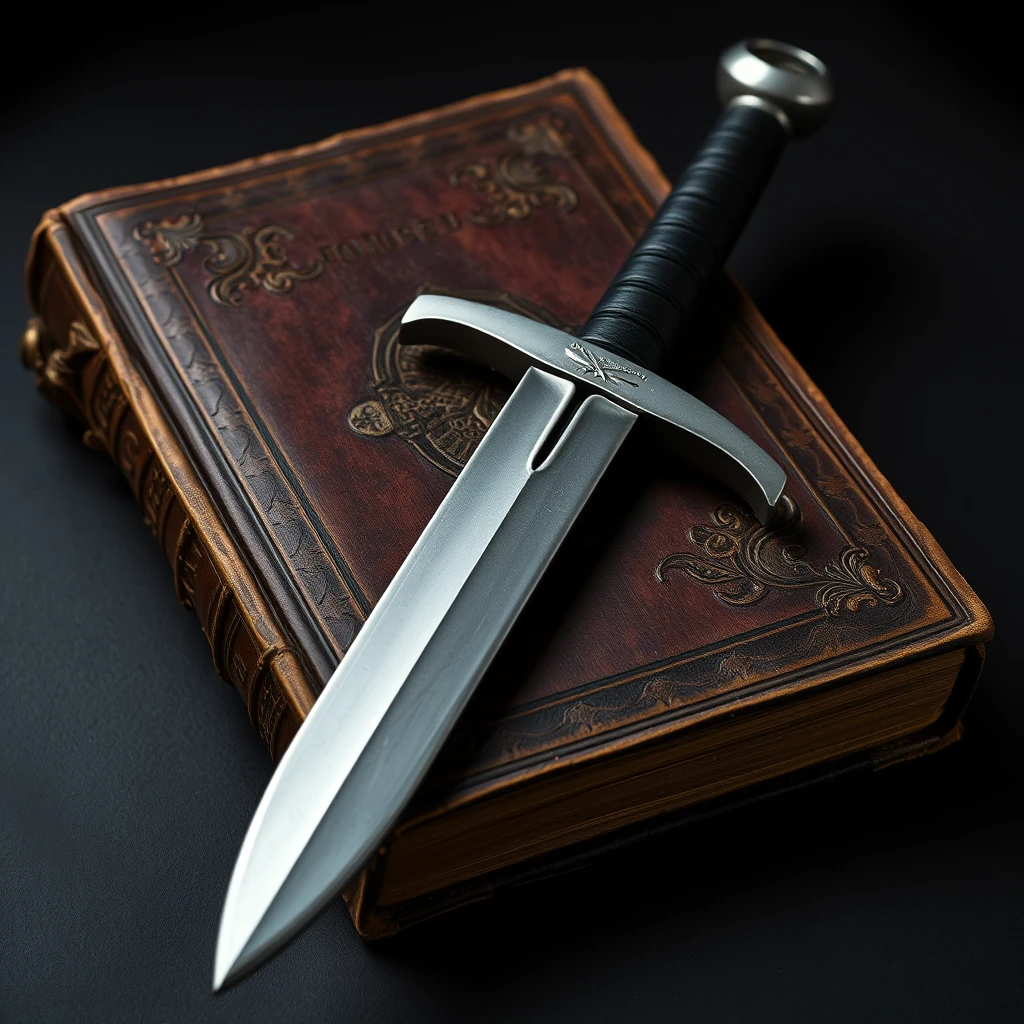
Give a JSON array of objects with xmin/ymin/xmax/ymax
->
[{"xmin": 21, "ymin": 211, "xmax": 317, "ymax": 759}]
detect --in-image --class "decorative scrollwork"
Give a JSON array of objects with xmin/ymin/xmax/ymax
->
[
  {"xmin": 451, "ymin": 113, "xmax": 579, "ymax": 225},
  {"xmin": 134, "ymin": 214, "xmax": 324, "ymax": 306},
  {"xmin": 656, "ymin": 495, "xmax": 904, "ymax": 617},
  {"xmin": 133, "ymin": 213, "xmax": 203, "ymax": 266}
]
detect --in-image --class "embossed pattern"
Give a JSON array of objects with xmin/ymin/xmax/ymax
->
[
  {"xmin": 349, "ymin": 289, "xmax": 574, "ymax": 475},
  {"xmin": 134, "ymin": 216, "xmax": 324, "ymax": 306},
  {"xmin": 117, "ymin": 232, "xmax": 361, "ymax": 652},
  {"xmin": 656, "ymin": 496, "xmax": 904, "ymax": 616},
  {"xmin": 451, "ymin": 114, "xmax": 579, "ymax": 225}
]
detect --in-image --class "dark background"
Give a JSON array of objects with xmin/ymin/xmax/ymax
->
[{"xmin": 2, "ymin": 4, "xmax": 1021, "ymax": 1021}]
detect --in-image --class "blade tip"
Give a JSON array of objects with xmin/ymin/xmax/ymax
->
[
  {"xmin": 213, "ymin": 923, "xmax": 253, "ymax": 993},
  {"xmin": 212, "ymin": 948, "xmax": 254, "ymax": 994},
  {"xmin": 212, "ymin": 948, "xmax": 235, "ymax": 993}
]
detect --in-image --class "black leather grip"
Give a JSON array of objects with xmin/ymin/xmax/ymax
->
[{"xmin": 579, "ymin": 103, "xmax": 787, "ymax": 372}]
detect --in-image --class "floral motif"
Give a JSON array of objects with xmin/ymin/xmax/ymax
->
[
  {"xmin": 656, "ymin": 496, "xmax": 904, "ymax": 617},
  {"xmin": 133, "ymin": 213, "xmax": 203, "ymax": 266},
  {"xmin": 451, "ymin": 113, "xmax": 579, "ymax": 225},
  {"xmin": 134, "ymin": 214, "xmax": 324, "ymax": 306}
]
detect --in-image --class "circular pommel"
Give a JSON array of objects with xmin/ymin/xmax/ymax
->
[{"xmin": 716, "ymin": 39, "xmax": 834, "ymax": 138}]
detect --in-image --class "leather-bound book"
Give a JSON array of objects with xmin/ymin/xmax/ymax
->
[{"xmin": 20, "ymin": 70, "xmax": 992, "ymax": 939}]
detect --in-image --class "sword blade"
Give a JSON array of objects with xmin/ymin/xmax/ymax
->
[{"xmin": 214, "ymin": 367, "xmax": 637, "ymax": 989}]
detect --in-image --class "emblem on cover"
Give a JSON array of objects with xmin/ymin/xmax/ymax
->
[{"xmin": 349, "ymin": 289, "xmax": 576, "ymax": 475}]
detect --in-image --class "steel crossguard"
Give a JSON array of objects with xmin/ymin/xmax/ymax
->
[{"xmin": 400, "ymin": 293, "xmax": 786, "ymax": 525}]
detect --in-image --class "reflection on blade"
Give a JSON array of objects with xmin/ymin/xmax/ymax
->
[{"xmin": 214, "ymin": 367, "xmax": 637, "ymax": 989}]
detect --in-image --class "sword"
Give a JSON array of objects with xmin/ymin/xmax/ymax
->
[{"xmin": 214, "ymin": 39, "xmax": 834, "ymax": 989}]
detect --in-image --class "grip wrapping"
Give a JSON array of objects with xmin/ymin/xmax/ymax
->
[{"xmin": 579, "ymin": 103, "xmax": 787, "ymax": 372}]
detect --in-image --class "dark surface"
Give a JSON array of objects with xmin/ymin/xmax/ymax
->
[{"xmin": 2, "ymin": 5, "xmax": 1021, "ymax": 1022}]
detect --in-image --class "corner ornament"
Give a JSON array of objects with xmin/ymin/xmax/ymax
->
[
  {"xmin": 134, "ymin": 213, "xmax": 324, "ymax": 307},
  {"xmin": 451, "ymin": 114, "xmax": 579, "ymax": 225},
  {"xmin": 656, "ymin": 496, "xmax": 904, "ymax": 617}
]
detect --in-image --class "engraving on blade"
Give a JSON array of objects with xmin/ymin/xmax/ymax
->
[
  {"xmin": 214, "ymin": 369, "xmax": 636, "ymax": 988},
  {"xmin": 400, "ymin": 295, "xmax": 786, "ymax": 523}
]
